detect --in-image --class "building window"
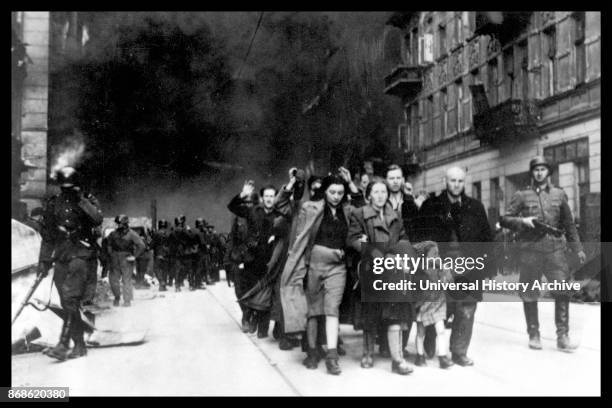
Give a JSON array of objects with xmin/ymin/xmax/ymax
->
[
  {"xmin": 460, "ymin": 79, "xmax": 472, "ymax": 131},
  {"xmin": 543, "ymin": 137, "xmax": 589, "ymax": 165},
  {"xmin": 410, "ymin": 103, "xmax": 419, "ymax": 151},
  {"xmin": 472, "ymin": 181, "xmax": 482, "ymax": 201},
  {"xmin": 420, "ymin": 96, "xmax": 433, "ymax": 147},
  {"xmin": 517, "ymin": 40, "xmax": 529, "ymax": 99},
  {"xmin": 487, "ymin": 59, "xmax": 498, "ymax": 105},
  {"xmin": 446, "ymin": 82, "xmax": 458, "ymax": 136},
  {"xmin": 502, "ymin": 47, "xmax": 514, "ymax": 101},
  {"xmin": 556, "ymin": 17, "xmax": 573, "ymax": 91},
  {"xmin": 573, "ymin": 12, "xmax": 586, "ymax": 84},
  {"xmin": 438, "ymin": 23, "xmax": 447, "ymax": 59},
  {"xmin": 543, "ymin": 26, "xmax": 556, "ymax": 97},
  {"xmin": 440, "ymin": 88, "xmax": 448, "ymax": 138},
  {"xmin": 433, "ymin": 92, "xmax": 442, "ymax": 144}
]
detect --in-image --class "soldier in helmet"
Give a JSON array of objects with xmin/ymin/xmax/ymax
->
[
  {"xmin": 107, "ymin": 215, "xmax": 146, "ymax": 307},
  {"xmin": 194, "ymin": 218, "xmax": 209, "ymax": 289},
  {"xmin": 501, "ymin": 156, "xmax": 586, "ymax": 352},
  {"xmin": 37, "ymin": 166, "xmax": 103, "ymax": 360},
  {"xmin": 171, "ymin": 215, "xmax": 190, "ymax": 291},
  {"xmin": 151, "ymin": 219, "xmax": 172, "ymax": 291},
  {"xmin": 206, "ymin": 224, "xmax": 221, "ymax": 283}
]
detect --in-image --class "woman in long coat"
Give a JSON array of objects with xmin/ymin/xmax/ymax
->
[
  {"xmin": 279, "ymin": 175, "xmax": 351, "ymax": 375},
  {"xmin": 347, "ymin": 178, "xmax": 414, "ymax": 375}
]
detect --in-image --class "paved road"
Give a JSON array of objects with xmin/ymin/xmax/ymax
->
[{"xmin": 12, "ymin": 277, "xmax": 601, "ymax": 396}]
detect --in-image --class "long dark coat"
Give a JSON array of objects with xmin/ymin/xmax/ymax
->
[{"xmin": 347, "ymin": 202, "xmax": 414, "ymax": 331}]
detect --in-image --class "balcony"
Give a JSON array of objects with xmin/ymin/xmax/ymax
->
[
  {"xmin": 473, "ymin": 99, "xmax": 541, "ymax": 145},
  {"xmin": 384, "ymin": 65, "xmax": 422, "ymax": 99},
  {"xmin": 474, "ymin": 12, "xmax": 532, "ymax": 43}
]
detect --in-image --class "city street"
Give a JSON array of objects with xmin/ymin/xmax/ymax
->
[{"xmin": 11, "ymin": 275, "xmax": 601, "ymax": 396}]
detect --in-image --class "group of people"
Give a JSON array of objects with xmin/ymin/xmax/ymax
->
[
  {"xmin": 224, "ymin": 156, "xmax": 586, "ymax": 376},
  {"xmin": 101, "ymin": 214, "xmax": 227, "ymax": 307},
  {"xmin": 31, "ymin": 153, "xmax": 585, "ymax": 367}
]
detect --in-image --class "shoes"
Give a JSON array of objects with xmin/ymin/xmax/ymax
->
[
  {"xmin": 391, "ymin": 360, "xmax": 413, "ymax": 375},
  {"xmin": 241, "ymin": 317, "xmax": 251, "ymax": 333},
  {"xmin": 159, "ymin": 286, "xmax": 167, "ymax": 292},
  {"xmin": 113, "ymin": 298, "xmax": 120, "ymax": 307},
  {"xmin": 557, "ymin": 335, "xmax": 578, "ymax": 353},
  {"xmin": 303, "ymin": 348, "xmax": 320, "ymax": 369},
  {"xmin": 122, "ymin": 301, "xmax": 131, "ymax": 307},
  {"xmin": 360, "ymin": 354, "xmax": 374, "ymax": 368},
  {"xmin": 175, "ymin": 287, "xmax": 181, "ymax": 292},
  {"xmin": 529, "ymin": 334, "xmax": 543, "ymax": 350},
  {"xmin": 45, "ymin": 316, "xmax": 72, "ymax": 361},
  {"xmin": 326, "ymin": 358, "xmax": 341, "ymax": 375},
  {"xmin": 279, "ymin": 337, "xmax": 297, "ymax": 351},
  {"xmin": 45, "ymin": 343, "xmax": 71, "ymax": 361},
  {"xmin": 257, "ymin": 331, "xmax": 268, "ymax": 339},
  {"xmin": 337, "ymin": 343, "xmax": 346, "ymax": 356},
  {"xmin": 438, "ymin": 355, "xmax": 454, "ymax": 369},
  {"xmin": 415, "ymin": 354, "xmax": 427, "ymax": 367},
  {"xmin": 452, "ymin": 354, "xmax": 474, "ymax": 366},
  {"xmin": 68, "ymin": 341, "xmax": 87, "ymax": 359}
]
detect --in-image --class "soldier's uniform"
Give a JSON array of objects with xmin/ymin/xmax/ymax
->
[
  {"xmin": 194, "ymin": 219, "xmax": 209, "ymax": 288},
  {"xmin": 171, "ymin": 216, "xmax": 190, "ymax": 291},
  {"xmin": 501, "ymin": 156, "xmax": 584, "ymax": 351},
  {"xmin": 151, "ymin": 220, "xmax": 172, "ymax": 291},
  {"xmin": 207, "ymin": 227, "xmax": 221, "ymax": 283},
  {"xmin": 135, "ymin": 228, "xmax": 153, "ymax": 288},
  {"xmin": 38, "ymin": 167, "xmax": 103, "ymax": 360},
  {"xmin": 185, "ymin": 225, "xmax": 201, "ymax": 290},
  {"xmin": 107, "ymin": 216, "xmax": 146, "ymax": 306}
]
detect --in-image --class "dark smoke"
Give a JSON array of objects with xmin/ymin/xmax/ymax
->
[{"xmin": 49, "ymin": 12, "xmax": 402, "ymax": 232}]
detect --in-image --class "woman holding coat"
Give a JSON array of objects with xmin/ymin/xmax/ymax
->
[
  {"xmin": 279, "ymin": 174, "xmax": 352, "ymax": 375},
  {"xmin": 347, "ymin": 178, "xmax": 414, "ymax": 375}
]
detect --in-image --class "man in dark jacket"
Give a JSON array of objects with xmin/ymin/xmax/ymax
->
[
  {"xmin": 228, "ymin": 182, "xmax": 283, "ymax": 338},
  {"xmin": 414, "ymin": 166, "xmax": 493, "ymax": 367}
]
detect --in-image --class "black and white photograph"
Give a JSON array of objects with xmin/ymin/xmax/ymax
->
[{"xmin": 10, "ymin": 11, "xmax": 603, "ymax": 397}]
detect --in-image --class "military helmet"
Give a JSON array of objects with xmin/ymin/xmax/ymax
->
[
  {"xmin": 56, "ymin": 166, "xmax": 80, "ymax": 188},
  {"xmin": 158, "ymin": 219, "xmax": 168, "ymax": 229},
  {"xmin": 529, "ymin": 155, "xmax": 552, "ymax": 174},
  {"xmin": 174, "ymin": 217, "xmax": 181, "ymax": 227},
  {"xmin": 179, "ymin": 214, "xmax": 186, "ymax": 224},
  {"xmin": 115, "ymin": 214, "xmax": 129, "ymax": 226},
  {"xmin": 195, "ymin": 218, "xmax": 205, "ymax": 228}
]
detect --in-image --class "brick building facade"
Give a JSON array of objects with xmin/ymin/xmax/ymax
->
[{"xmin": 384, "ymin": 11, "xmax": 600, "ymax": 241}]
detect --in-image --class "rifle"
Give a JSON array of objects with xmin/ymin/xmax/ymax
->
[
  {"xmin": 532, "ymin": 219, "xmax": 565, "ymax": 238},
  {"xmin": 12, "ymin": 269, "xmax": 46, "ymax": 326}
]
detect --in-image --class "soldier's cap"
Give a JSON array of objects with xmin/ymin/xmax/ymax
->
[
  {"xmin": 529, "ymin": 155, "xmax": 553, "ymax": 174},
  {"xmin": 206, "ymin": 224, "xmax": 215, "ymax": 229},
  {"xmin": 115, "ymin": 214, "xmax": 129, "ymax": 225}
]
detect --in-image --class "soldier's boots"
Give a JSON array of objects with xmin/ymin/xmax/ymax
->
[
  {"xmin": 45, "ymin": 317, "xmax": 72, "ymax": 361},
  {"xmin": 113, "ymin": 298, "xmax": 121, "ymax": 307},
  {"xmin": 68, "ymin": 327, "xmax": 87, "ymax": 359},
  {"xmin": 556, "ymin": 299, "xmax": 578, "ymax": 352},
  {"xmin": 523, "ymin": 302, "xmax": 542, "ymax": 350},
  {"xmin": 438, "ymin": 355, "xmax": 454, "ymax": 369}
]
